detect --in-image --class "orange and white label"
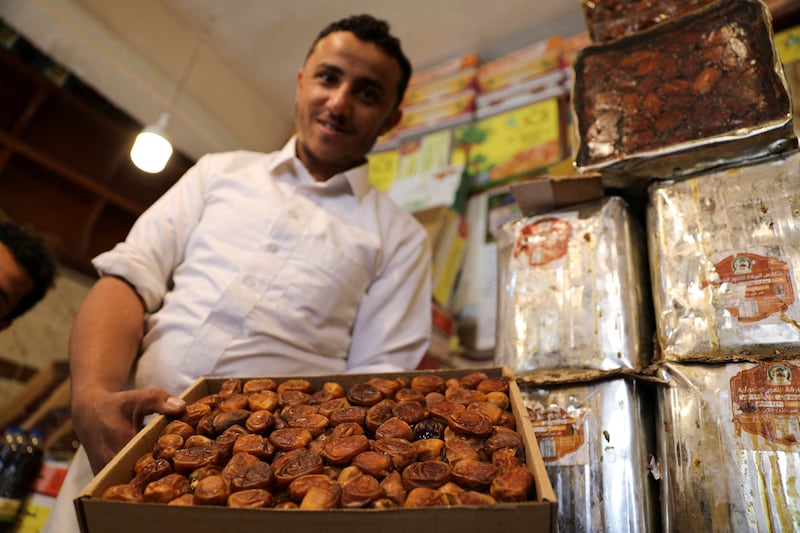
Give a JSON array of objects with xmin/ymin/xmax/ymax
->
[
  {"xmin": 513, "ymin": 216, "xmax": 572, "ymax": 267},
  {"xmin": 730, "ymin": 361, "xmax": 800, "ymax": 447},
  {"xmin": 709, "ymin": 252, "xmax": 795, "ymax": 322},
  {"xmin": 527, "ymin": 405, "xmax": 587, "ymax": 463}
]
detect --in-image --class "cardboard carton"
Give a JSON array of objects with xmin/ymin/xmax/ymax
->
[
  {"xmin": 75, "ymin": 368, "xmax": 556, "ymax": 533},
  {"xmin": 510, "ymin": 172, "xmax": 603, "ymax": 217},
  {"xmin": 413, "ymin": 205, "xmax": 469, "ymax": 309}
]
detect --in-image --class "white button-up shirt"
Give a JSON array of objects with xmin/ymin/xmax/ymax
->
[{"xmin": 93, "ymin": 138, "xmax": 431, "ymax": 395}]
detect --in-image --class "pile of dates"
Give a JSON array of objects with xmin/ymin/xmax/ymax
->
[
  {"xmin": 581, "ymin": 0, "xmax": 716, "ymax": 43},
  {"xmin": 101, "ymin": 372, "xmax": 535, "ymax": 509},
  {"xmin": 574, "ymin": 0, "xmax": 789, "ymax": 168}
]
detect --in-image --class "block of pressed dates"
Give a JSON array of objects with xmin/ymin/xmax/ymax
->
[
  {"xmin": 573, "ymin": 0, "xmax": 794, "ymax": 182},
  {"xmin": 581, "ymin": 0, "xmax": 717, "ymax": 43}
]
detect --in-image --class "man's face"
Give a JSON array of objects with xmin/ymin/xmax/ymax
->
[
  {"xmin": 0, "ymin": 242, "xmax": 33, "ymax": 330},
  {"xmin": 294, "ymin": 31, "xmax": 403, "ymax": 181}
]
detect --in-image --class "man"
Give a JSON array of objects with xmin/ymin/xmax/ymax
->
[
  {"xmin": 45, "ymin": 14, "xmax": 430, "ymax": 532},
  {"xmin": 0, "ymin": 220, "xmax": 56, "ymax": 330}
]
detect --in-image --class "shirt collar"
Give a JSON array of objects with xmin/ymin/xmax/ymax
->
[{"xmin": 271, "ymin": 136, "xmax": 372, "ymax": 201}]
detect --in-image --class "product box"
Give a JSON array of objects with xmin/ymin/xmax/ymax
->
[
  {"xmin": 495, "ymin": 197, "xmax": 652, "ymax": 372},
  {"xmin": 428, "ymin": 301, "xmax": 455, "ymax": 363},
  {"xmin": 75, "ymin": 368, "xmax": 557, "ymax": 533},
  {"xmin": 397, "ymin": 90, "xmax": 476, "ymax": 136},
  {"xmin": 403, "ymin": 68, "xmax": 478, "ymax": 108},
  {"xmin": 474, "ymin": 71, "xmax": 568, "ymax": 119},
  {"xmin": 408, "ymin": 52, "xmax": 480, "ymax": 89},
  {"xmin": 477, "ymin": 36, "xmax": 564, "ymax": 94},
  {"xmin": 519, "ymin": 371, "xmax": 660, "ymax": 532},
  {"xmin": 413, "ymin": 205, "xmax": 469, "ymax": 309}
]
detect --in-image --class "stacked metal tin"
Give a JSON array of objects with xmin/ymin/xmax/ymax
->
[
  {"xmin": 496, "ymin": 196, "xmax": 652, "ymax": 372},
  {"xmin": 497, "ymin": 1, "xmax": 800, "ymax": 531},
  {"xmin": 654, "ymin": 361, "xmax": 800, "ymax": 532},
  {"xmin": 649, "ymin": 151, "xmax": 800, "ymax": 532},
  {"xmin": 496, "ymin": 194, "xmax": 659, "ymax": 532},
  {"xmin": 621, "ymin": 2, "xmax": 800, "ymax": 531}
]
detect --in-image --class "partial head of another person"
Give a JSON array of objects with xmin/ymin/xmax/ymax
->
[{"xmin": 0, "ymin": 221, "xmax": 56, "ymax": 330}]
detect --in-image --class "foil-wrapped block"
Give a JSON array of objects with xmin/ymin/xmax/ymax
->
[
  {"xmin": 648, "ymin": 151, "xmax": 800, "ymax": 362},
  {"xmin": 581, "ymin": 0, "xmax": 717, "ymax": 43},
  {"xmin": 520, "ymin": 373, "xmax": 660, "ymax": 532},
  {"xmin": 657, "ymin": 361, "xmax": 800, "ymax": 532},
  {"xmin": 495, "ymin": 196, "xmax": 652, "ymax": 372},
  {"xmin": 573, "ymin": 0, "xmax": 795, "ymax": 182}
]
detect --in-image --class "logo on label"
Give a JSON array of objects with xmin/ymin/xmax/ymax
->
[
  {"xmin": 513, "ymin": 217, "xmax": 572, "ymax": 267},
  {"xmin": 708, "ymin": 252, "xmax": 795, "ymax": 322},
  {"xmin": 730, "ymin": 362, "xmax": 800, "ymax": 447}
]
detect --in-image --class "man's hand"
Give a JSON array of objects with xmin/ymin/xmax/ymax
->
[{"xmin": 73, "ymin": 387, "xmax": 186, "ymax": 474}]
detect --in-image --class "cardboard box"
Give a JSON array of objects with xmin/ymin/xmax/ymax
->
[
  {"xmin": 75, "ymin": 368, "xmax": 557, "ymax": 533},
  {"xmin": 397, "ymin": 89, "xmax": 476, "ymax": 135},
  {"xmin": 477, "ymin": 36, "xmax": 564, "ymax": 94},
  {"xmin": 403, "ymin": 68, "xmax": 478, "ymax": 108},
  {"xmin": 408, "ymin": 52, "xmax": 480, "ymax": 88},
  {"xmin": 510, "ymin": 172, "xmax": 603, "ymax": 217},
  {"xmin": 413, "ymin": 205, "xmax": 469, "ymax": 309}
]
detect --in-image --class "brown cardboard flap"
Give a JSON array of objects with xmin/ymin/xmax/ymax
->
[{"xmin": 511, "ymin": 174, "xmax": 603, "ymax": 216}]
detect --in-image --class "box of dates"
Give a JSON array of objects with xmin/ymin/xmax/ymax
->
[
  {"xmin": 75, "ymin": 368, "xmax": 556, "ymax": 533},
  {"xmin": 572, "ymin": 0, "xmax": 795, "ymax": 184}
]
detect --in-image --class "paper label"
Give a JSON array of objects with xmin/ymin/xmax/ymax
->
[
  {"xmin": 513, "ymin": 216, "xmax": 572, "ymax": 267},
  {"xmin": 709, "ymin": 252, "xmax": 795, "ymax": 322},
  {"xmin": 527, "ymin": 405, "xmax": 588, "ymax": 464},
  {"xmin": 730, "ymin": 361, "xmax": 800, "ymax": 447}
]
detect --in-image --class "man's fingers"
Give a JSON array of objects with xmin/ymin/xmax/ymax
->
[{"xmin": 122, "ymin": 388, "xmax": 186, "ymax": 423}]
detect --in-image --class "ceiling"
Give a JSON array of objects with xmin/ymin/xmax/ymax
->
[{"xmin": 0, "ymin": 0, "xmax": 587, "ymax": 161}]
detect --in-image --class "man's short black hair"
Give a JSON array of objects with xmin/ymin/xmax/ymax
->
[
  {"xmin": 0, "ymin": 221, "xmax": 56, "ymax": 321},
  {"xmin": 308, "ymin": 14, "xmax": 412, "ymax": 108}
]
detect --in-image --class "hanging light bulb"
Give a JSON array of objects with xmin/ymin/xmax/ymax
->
[
  {"xmin": 130, "ymin": 112, "xmax": 173, "ymax": 173},
  {"xmin": 131, "ymin": 30, "xmax": 203, "ymax": 174}
]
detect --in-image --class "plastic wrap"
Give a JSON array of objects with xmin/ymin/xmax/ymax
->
[
  {"xmin": 495, "ymin": 196, "xmax": 652, "ymax": 372},
  {"xmin": 648, "ymin": 151, "xmax": 800, "ymax": 362},
  {"xmin": 657, "ymin": 361, "xmax": 800, "ymax": 532}
]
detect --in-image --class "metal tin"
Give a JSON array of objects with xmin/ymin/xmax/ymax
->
[
  {"xmin": 520, "ymin": 375, "xmax": 660, "ymax": 532},
  {"xmin": 495, "ymin": 196, "xmax": 652, "ymax": 372},
  {"xmin": 656, "ymin": 361, "xmax": 800, "ymax": 532},
  {"xmin": 572, "ymin": 0, "xmax": 796, "ymax": 184},
  {"xmin": 648, "ymin": 150, "xmax": 800, "ymax": 362}
]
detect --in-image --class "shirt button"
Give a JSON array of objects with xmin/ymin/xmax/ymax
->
[
  {"xmin": 288, "ymin": 210, "xmax": 300, "ymax": 220},
  {"xmin": 266, "ymin": 243, "xmax": 279, "ymax": 253},
  {"xmin": 243, "ymin": 276, "xmax": 256, "ymax": 289}
]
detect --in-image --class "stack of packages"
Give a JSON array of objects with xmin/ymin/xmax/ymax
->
[
  {"xmin": 473, "ymin": 35, "xmax": 568, "ymax": 120},
  {"xmin": 494, "ymin": 195, "xmax": 658, "ymax": 533},
  {"xmin": 391, "ymin": 52, "xmax": 479, "ymax": 140},
  {"xmin": 496, "ymin": 0, "xmax": 800, "ymax": 531}
]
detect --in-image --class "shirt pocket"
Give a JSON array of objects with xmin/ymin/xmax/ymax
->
[{"xmin": 276, "ymin": 235, "xmax": 371, "ymax": 347}]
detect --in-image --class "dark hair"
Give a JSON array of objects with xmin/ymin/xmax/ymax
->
[
  {"xmin": 0, "ymin": 221, "xmax": 56, "ymax": 320},
  {"xmin": 307, "ymin": 14, "xmax": 412, "ymax": 108}
]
